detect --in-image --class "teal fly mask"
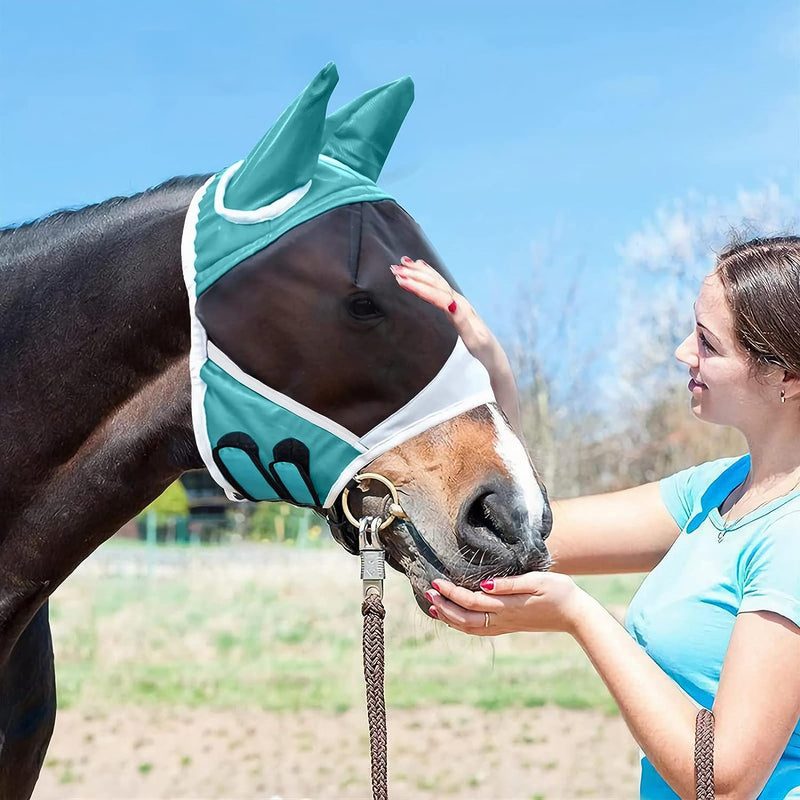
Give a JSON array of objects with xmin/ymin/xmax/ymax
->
[{"xmin": 182, "ymin": 63, "xmax": 495, "ymax": 509}]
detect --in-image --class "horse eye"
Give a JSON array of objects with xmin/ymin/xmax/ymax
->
[{"xmin": 347, "ymin": 293, "xmax": 382, "ymax": 320}]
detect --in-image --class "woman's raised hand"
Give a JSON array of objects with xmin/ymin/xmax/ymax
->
[
  {"xmin": 390, "ymin": 257, "xmax": 493, "ymax": 360},
  {"xmin": 390, "ymin": 257, "xmax": 522, "ymax": 433}
]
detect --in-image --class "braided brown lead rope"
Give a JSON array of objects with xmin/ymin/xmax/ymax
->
[
  {"xmin": 362, "ymin": 591, "xmax": 388, "ymax": 800},
  {"xmin": 695, "ymin": 708, "xmax": 715, "ymax": 799}
]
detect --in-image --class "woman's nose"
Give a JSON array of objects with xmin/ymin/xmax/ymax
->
[{"xmin": 675, "ymin": 332, "xmax": 698, "ymax": 367}]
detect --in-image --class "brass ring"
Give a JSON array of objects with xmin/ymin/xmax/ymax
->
[
  {"xmin": 341, "ymin": 472, "xmax": 404, "ymax": 531},
  {"xmin": 484, "ymin": 612, "xmax": 490, "ymax": 628}
]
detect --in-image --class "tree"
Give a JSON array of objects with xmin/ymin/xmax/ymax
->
[{"xmin": 142, "ymin": 480, "xmax": 190, "ymax": 519}]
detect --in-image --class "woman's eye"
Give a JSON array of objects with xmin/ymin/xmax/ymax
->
[{"xmin": 698, "ymin": 331, "xmax": 715, "ymax": 353}]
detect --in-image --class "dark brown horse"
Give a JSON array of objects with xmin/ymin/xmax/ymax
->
[{"xmin": 0, "ymin": 176, "xmax": 551, "ymax": 796}]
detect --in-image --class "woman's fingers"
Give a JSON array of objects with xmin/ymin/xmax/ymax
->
[
  {"xmin": 429, "ymin": 580, "xmax": 505, "ymax": 611},
  {"xmin": 391, "ymin": 259, "xmax": 471, "ymax": 324},
  {"xmin": 480, "ymin": 574, "xmax": 546, "ymax": 596},
  {"xmin": 392, "ymin": 257, "xmax": 454, "ymax": 293},
  {"xmin": 427, "ymin": 591, "xmax": 493, "ymax": 635},
  {"xmin": 392, "ymin": 270, "xmax": 446, "ymax": 305},
  {"xmin": 392, "ymin": 268, "xmax": 454, "ymax": 310}
]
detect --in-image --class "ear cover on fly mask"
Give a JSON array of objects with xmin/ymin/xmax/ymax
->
[
  {"xmin": 182, "ymin": 63, "xmax": 495, "ymax": 509},
  {"xmin": 225, "ymin": 62, "xmax": 337, "ymax": 211}
]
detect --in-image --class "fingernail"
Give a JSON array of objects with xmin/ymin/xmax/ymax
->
[
  {"xmin": 480, "ymin": 579, "xmax": 495, "ymax": 591},
  {"xmin": 429, "ymin": 606, "xmax": 439, "ymax": 618},
  {"xmin": 424, "ymin": 590, "xmax": 435, "ymax": 603},
  {"xmin": 431, "ymin": 580, "xmax": 441, "ymax": 592},
  {"xmin": 447, "ymin": 300, "xmax": 457, "ymax": 313},
  {"xmin": 390, "ymin": 264, "xmax": 399, "ymax": 274},
  {"xmin": 401, "ymin": 256, "xmax": 414, "ymax": 265}
]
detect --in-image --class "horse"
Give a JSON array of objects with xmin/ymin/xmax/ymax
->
[{"xmin": 0, "ymin": 67, "xmax": 551, "ymax": 797}]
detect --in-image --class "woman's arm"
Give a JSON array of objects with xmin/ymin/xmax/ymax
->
[
  {"xmin": 391, "ymin": 257, "xmax": 522, "ymax": 433},
  {"xmin": 429, "ymin": 576, "xmax": 800, "ymax": 800},
  {"xmin": 549, "ymin": 482, "xmax": 681, "ymax": 574}
]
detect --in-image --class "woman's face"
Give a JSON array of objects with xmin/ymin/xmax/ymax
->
[{"xmin": 674, "ymin": 272, "xmax": 780, "ymax": 431}]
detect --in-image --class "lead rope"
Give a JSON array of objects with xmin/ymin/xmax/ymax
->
[
  {"xmin": 341, "ymin": 473, "xmax": 410, "ymax": 799},
  {"xmin": 694, "ymin": 708, "xmax": 715, "ymax": 799},
  {"xmin": 359, "ymin": 515, "xmax": 389, "ymax": 800}
]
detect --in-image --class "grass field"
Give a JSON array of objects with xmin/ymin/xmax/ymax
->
[{"xmin": 51, "ymin": 540, "xmax": 644, "ymax": 716}]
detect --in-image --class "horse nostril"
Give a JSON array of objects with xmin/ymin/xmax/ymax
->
[{"xmin": 465, "ymin": 491, "xmax": 522, "ymax": 545}]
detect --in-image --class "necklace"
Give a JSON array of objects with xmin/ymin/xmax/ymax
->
[{"xmin": 717, "ymin": 473, "xmax": 800, "ymax": 543}]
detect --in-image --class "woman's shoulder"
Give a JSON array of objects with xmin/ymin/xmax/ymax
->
[
  {"xmin": 660, "ymin": 454, "xmax": 749, "ymax": 529},
  {"xmin": 664, "ymin": 453, "xmax": 748, "ymax": 487},
  {"xmin": 739, "ymin": 506, "xmax": 800, "ymax": 624}
]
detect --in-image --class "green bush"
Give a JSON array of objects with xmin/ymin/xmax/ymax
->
[
  {"xmin": 141, "ymin": 481, "xmax": 189, "ymax": 519},
  {"xmin": 246, "ymin": 502, "xmax": 326, "ymax": 545}
]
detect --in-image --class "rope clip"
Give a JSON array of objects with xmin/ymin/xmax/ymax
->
[{"xmin": 359, "ymin": 516, "xmax": 385, "ymax": 600}]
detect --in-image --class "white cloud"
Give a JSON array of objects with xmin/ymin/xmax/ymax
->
[
  {"xmin": 617, "ymin": 182, "xmax": 800, "ymax": 277},
  {"xmin": 610, "ymin": 182, "xmax": 800, "ymax": 410}
]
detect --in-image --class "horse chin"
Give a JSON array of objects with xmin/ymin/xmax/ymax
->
[{"xmin": 381, "ymin": 520, "xmax": 552, "ymax": 616}]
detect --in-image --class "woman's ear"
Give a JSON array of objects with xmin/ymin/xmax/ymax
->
[{"xmin": 780, "ymin": 370, "xmax": 800, "ymax": 402}]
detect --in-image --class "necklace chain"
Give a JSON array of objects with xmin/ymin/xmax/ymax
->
[{"xmin": 717, "ymin": 472, "xmax": 800, "ymax": 543}]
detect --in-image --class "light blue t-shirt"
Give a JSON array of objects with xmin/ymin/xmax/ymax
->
[{"xmin": 625, "ymin": 455, "xmax": 800, "ymax": 799}]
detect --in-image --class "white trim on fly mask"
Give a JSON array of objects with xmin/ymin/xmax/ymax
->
[
  {"xmin": 213, "ymin": 160, "xmax": 313, "ymax": 225},
  {"xmin": 205, "ymin": 342, "xmax": 365, "ymax": 450},
  {"xmin": 321, "ymin": 338, "xmax": 496, "ymax": 507},
  {"xmin": 181, "ymin": 175, "xmax": 242, "ymax": 500},
  {"xmin": 359, "ymin": 338, "xmax": 494, "ymax": 450}
]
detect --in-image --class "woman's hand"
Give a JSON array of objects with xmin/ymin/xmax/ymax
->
[
  {"xmin": 425, "ymin": 573, "xmax": 588, "ymax": 636},
  {"xmin": 391, "ymin": 256, "xmax": 522, "ymax": 433}
]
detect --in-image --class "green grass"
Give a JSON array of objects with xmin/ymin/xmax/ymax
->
[{"xmin": 50, "ymin": 543, "xmax": 644, "ymax": 715}]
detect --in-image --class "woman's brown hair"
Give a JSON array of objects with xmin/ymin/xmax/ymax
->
[{"xmin": 715, "ymin": 236, "xmax": 800, "ymax": 377}]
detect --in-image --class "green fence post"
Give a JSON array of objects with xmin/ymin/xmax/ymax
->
[{"xmin": 146, "ymin": 510, "xmax": 157, "ymax": 575}]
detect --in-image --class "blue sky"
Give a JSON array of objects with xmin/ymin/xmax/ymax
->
[{"xmin": 2, "ymin": 0, "xmax": 798, "ymax": 354}]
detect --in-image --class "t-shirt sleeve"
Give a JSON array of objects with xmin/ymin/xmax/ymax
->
[
  {"xmin": 739, "ymin": 511, "xmax": 800, "ymax": 629},
  {"xmin": 659, "ymin": 457, "xmax": 742, "ymax": 531},
  {"xmin": 659, "ymin": 464, "xmax": 698, "ymax": 531}
]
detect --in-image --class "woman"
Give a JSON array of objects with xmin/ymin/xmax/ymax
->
[{"xmin": 391, "ymin": 238, "xmax": 800, "ymax": 799}]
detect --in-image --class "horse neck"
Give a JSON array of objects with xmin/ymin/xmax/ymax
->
[
  {"xmin": 5, "ymin": 180, "xmax": 205, "ymax": 462},
  {"xmin": 0, "ymin": 178, "xmax": 207, "ymax": 546}
]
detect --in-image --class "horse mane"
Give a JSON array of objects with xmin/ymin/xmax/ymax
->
[{"xmin": 0, "ymin": 174, "xmax": 210, "ymax": 254}]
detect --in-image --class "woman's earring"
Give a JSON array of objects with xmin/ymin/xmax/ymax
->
[{"xmin": 781, "ymin": 389, "xmax": 786, "ymax": 404}]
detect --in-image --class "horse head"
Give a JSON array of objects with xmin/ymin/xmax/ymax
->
[{"xmin": 187, "ymin": 63, "xmax": 552, "ymax": 611}]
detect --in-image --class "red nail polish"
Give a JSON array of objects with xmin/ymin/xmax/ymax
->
[
  {"xmin": 401, "ymin": 256, "xmax": 413, "ymax": 265},
  {"xmin": 447, "ymin": 300, "xmax": 457, "ymax": 313},
  {"xmin": 429, "ymin": 606, "xmax": 439, "ymax": 618},
  {"xmin": 431, "ymin": 580, "xmax": 441, "ymax": 592},
  {"xmin": 424, "ymin": 591, "xmax": 434, "ymax": 603},
  {"xmin": 480, "ymin": 579, "xmax": 495, "ymax": 591}
]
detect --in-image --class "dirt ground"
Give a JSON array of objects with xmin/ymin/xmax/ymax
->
[{"xmin": 33, "ymin": 704, "xmax": 639, "ymax": 800}]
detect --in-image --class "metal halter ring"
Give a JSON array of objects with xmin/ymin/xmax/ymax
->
[{"xmin": 341, "ymin": 472, "xmax": 407, "ymax": 531}]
